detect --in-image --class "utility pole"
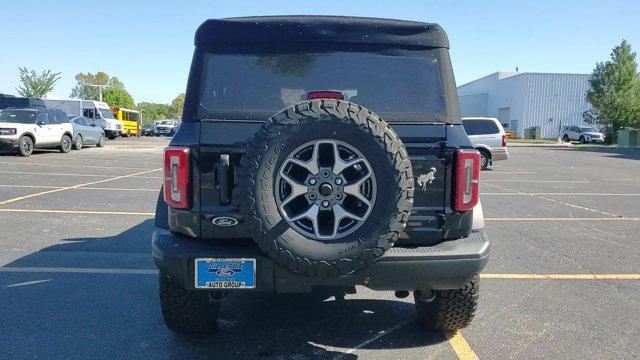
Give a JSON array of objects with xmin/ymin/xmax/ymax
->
[{"xmin": 88, "ymin": 84, "xmax": 108, "ymax": 102}]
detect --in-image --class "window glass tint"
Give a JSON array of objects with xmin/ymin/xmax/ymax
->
[
  {"xmin": 37, "ymin": 112, "xmax": 49, "ymax": 124},
  {"xmin": 0, "ymin": 110, "xmax": 38, "ymax": 124},
  {"xmin": 99, "ymin": 108, "xmax": 115, "ymax": 119},
  {"xmin": 50, "ymin": 111, "xmax": 68, "ymax": 124},
  {"xmin": 199, "ymin": 51, "xmax": 445, "ymax": 121},
  {"xmin": 463, "ymin": 119, "xmax": 500, "ymax": 135}
]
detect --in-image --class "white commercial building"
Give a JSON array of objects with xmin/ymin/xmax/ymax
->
[{"xmin": 457, "ymin": 72, "xmax": 592, "ymax": 138}]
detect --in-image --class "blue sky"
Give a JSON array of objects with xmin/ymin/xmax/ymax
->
[{"xmin": 1, "ymin": 0, "xmax": 638, "ymax": 104}]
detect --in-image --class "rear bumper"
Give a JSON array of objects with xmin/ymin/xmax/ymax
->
[
  {"xmin": 491, "ymin": 147, "xmax": 510, "ymax": 161},
  {"xmin": 152, "ymin": 229, "xmax": 490, "ymax": 292}
]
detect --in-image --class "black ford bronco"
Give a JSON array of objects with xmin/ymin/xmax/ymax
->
[{"xmin": 152, "ymin": 16, "xmax": 489, "ymax": 333}]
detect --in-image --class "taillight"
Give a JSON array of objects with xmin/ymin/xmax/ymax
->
[
  {"xmin": 307, "ymin": 91, "xmax": 345, "ymax": 100},
  {"xmin": 163, "ymin": 147, "xmax": 189, "ymax": 209},
  {"xmin": 501, "ymin": 134, "xmax": 507, "ymax": 147},
  {"xmin": 454, "ymin": 149, "xmax": 480, "ymax": 211}
]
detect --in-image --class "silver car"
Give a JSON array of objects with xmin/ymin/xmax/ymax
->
[
  {"xmin": 562, "ymin": 125, "xmax": 605, "ymax": 143},
  {"xmin": 68, "ymin": 115, "xmax": 106, "ymax": 149},
  {"xmin": 462, "ymin": 117, "xmax": 509, "ymax": 169}
]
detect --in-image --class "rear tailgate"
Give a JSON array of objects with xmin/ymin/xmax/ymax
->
[{"xmin": 198, "ymin": 120, "xmax": 446, "ymax": 245}]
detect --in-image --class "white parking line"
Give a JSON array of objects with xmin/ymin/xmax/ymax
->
[
  {"xmin": 6, "ymin": 279, "xmax": 51, "ymax": 287},
  {"xmin": 481, "ymin": 192, "xmax": 640, "ymax": 196},
  {"xmin": 0, "ymin": 267, "xmax": 158, "ymax": 274},
  {"xmin": 0, "ymin": 184, "xmax": 158, "ymax": 192},
  {"xmin": 332, "ymin": 319, "xmax": 413, "ymax": 360},
  {"xmin": 482, "ymin": 171, "xmax": 538, "ymax": 174},
  {"xmin": 484, "ymin": 183, "xmax": 619, "ymax": 217},
  {"xmin": 0, "ymin": 161, "xmax": 158, "ymax": 171},
  {"xmin": 483, "ymin": 180, "xmax": 589, "ymax": 183},
  {"xmin": 0, "ymin": 171, "xmax": 114, "ymax": 178},
  {"xmin": 0, "ymin": 168, "xmax": 161, "ymax": 206}
]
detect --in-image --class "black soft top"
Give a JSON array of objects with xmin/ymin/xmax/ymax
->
[{"xmin": 195, "ymin": 16, "xmax": 449, "ymax": 49}]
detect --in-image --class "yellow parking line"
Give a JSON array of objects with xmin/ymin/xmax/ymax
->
[
  {"xmin": 446, "ymin": 331, "xmax": 479, "ymax": 360},
  {"xmin": 0, "ymin": 209, "xmax": 154, "ymax": 216},
  {"xmin": 0, "ymin": 168, "xmax": 161, "ymax": 206},
  {"xmin": 78, "ymin": 187, "xmax": 159, "ymax": 192},
  {"xmin": 485, "ymin": 217, "xmax": 640, "ymax": 221},
  {"xmin": 481, "ymin": 274, "xmax": 640, "ymax": 280}
]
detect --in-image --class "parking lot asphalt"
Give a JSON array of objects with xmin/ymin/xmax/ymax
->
[{"xmin": 1, "ymin": 138, "xmax": 639, "ymax": 359}]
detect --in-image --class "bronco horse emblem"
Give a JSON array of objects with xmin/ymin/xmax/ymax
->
[{"xmin": 416, "ymin": 167, "xmax": 437, "ymax": 191}]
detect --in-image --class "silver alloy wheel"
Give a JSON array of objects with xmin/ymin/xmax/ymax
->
[
  {"xmin": 21, "ymin": 137, "xmax": 33, "ymax": 155},
  {"xmin": 62, "ymin": 136, "xmax": 71, "ymax": 151},
  {"xmin": 75, "ymin": 135, "xmax": 83, "ymax": 149},
  {"xmin": 275, "ymin": 139, "xmax": 377, "ymax": 240},
  {"xmin": 480, "ymin": 152, "xmax": 488, "ymax": 169}
]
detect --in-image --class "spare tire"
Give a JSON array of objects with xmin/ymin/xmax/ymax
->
[{"xmin": 239, "ymin": 99, "xmax": 414, "ymax": 276}]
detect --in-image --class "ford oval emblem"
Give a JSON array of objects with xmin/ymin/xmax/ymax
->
[{"xmin": 212, "ymin": 216, "xmax": 238, "ymax": 227}]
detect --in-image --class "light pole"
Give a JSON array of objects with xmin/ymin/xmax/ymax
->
[{"xmin": 88, "ymin": 84, "xmax": 108, "ymax": 102}]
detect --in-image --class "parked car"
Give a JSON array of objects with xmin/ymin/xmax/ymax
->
[
  {"xmin": 462, "ymin": 117, "xmax": 509, "ymax": 169},
  {"xmin": 0, "ymin": 107, "xmax": 74, "ymax": 156},
  {"xmin": 68, "ymin": 115, "xmax": 105, "ymax": 149},
  {"xmin": 45, "ymin": 99, "xmax": 124, "ymax": 139},
  {"xmin": 141, "ymin": 124, "xmax": 155, "ymax": 136},
  {"xmin": 154, "ymin": 120, "xmax": 179, "ymax": 136},
  {"xmin": 152, "ymin": 16, "xmax": 489, "ymax": 334},
  {"xmin": 562, "ymin": 125, "xmax": 605, "ymax": 143}
]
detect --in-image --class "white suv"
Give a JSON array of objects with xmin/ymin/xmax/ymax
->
[
  {"xmin": 562, "ymin": 125, "xmax": 605, "ymax": 143},
  {"xmin": 462, "ymin": 117, "xmax": 509, "ymax": 169},
  {"xmin": 0, "ymin": 108, "xmax": 75, "ymax": 157}
]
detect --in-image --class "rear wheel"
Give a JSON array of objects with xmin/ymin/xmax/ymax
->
[
  {"xmin": 59, "ymin": 134, "xmax": 72, "ymax": 153},
  {"xmin": 414, "ymin": 275, "xmax": 479, "ymax": 331},
  {"xmin": 96, "ymin": 134, "xmax": 105, "ymax": 147},
  {"xmin": 73, "ymin": 134, "xmax": 83, "ymax": 150},
  {"xmin": 159, "ymin": 272, "xmax": 220, "ymax": 333},
  {"xmin": 17, "ymin": 135, "xmax": 34, "ymax": 157},
  {"xmin": 479, "ymin": 149, "xmax": 491, "ymax": 170},
  {"xmin": 563, "ymin": 134, "xmax": 570, "ymax": 142}
]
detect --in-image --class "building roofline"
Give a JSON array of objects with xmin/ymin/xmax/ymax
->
[
  {"xmin": 457, "ymin": 72, "xmax": 500, "ymax": 88},
  {"xmin": 458, "ymin": 71, "xmax": 591, "ymax": 89}
]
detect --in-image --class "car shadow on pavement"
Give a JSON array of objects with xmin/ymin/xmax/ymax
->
[
  {"xmin": 553, "ymin": 145, "xmax": 640, "ymax": 160},
  {"xmin": 1, "ymin": 220, "xmax": 447, "ymax": 359}
]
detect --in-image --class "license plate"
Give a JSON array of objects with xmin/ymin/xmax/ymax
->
[{"xmin": 194, "ymin": 258, "xmax": 256, "ymax": 289}]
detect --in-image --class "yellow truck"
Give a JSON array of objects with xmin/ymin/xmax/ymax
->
[{"xmin": 111, "ymin": 107, "xmax": 140, "ymax": 136}]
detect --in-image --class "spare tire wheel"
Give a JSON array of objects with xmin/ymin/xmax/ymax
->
[{"xmin": 239, "ymin": 99, "xmax": 414, "ymax": 276}]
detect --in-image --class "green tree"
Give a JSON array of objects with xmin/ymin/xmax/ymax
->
[
  {"xmin": 16, "ymin": 67, "xmax": 61, "ymax": 98},
  {"xmin": 585, "ymin": 40, "xmax": 640, "ymax": 142},
  {"xmin": 70, "ymin": 71, "xmax": 126, "ymax": 100},
  {"xmin": 171, "ymin": 93, "xmax": 185, "ymax": 118},
  {"xmin": 137, "ymin": 102, "xmax": 173, "ymax": 124},
  {"xmin": 103, "ymin": 87, "xmax": 135, "ymax": 108}
]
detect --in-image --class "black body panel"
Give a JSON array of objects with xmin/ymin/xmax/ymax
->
[
  {"xmin": 153, "ymin": 228, "xmax": 488, "ymax": 292},
  {"xmin": 195, "ymin": 120, "xmax": 449, "ymax": 245},
  {"xmin": 195, "ymin": 16, "xmax": 449, "ymax": 49}
]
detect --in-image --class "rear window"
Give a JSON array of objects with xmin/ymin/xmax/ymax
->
[
  {"xmin": 463, "ymin": 119, "xmax": 500, "ymax": 135},
  {"xmin": 0, "ymin": 109, "xmax": 37, "ymax": 124},
  {"xmin": 198, "ymin": 51, "xmax": 445, "ymax": 121}
]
